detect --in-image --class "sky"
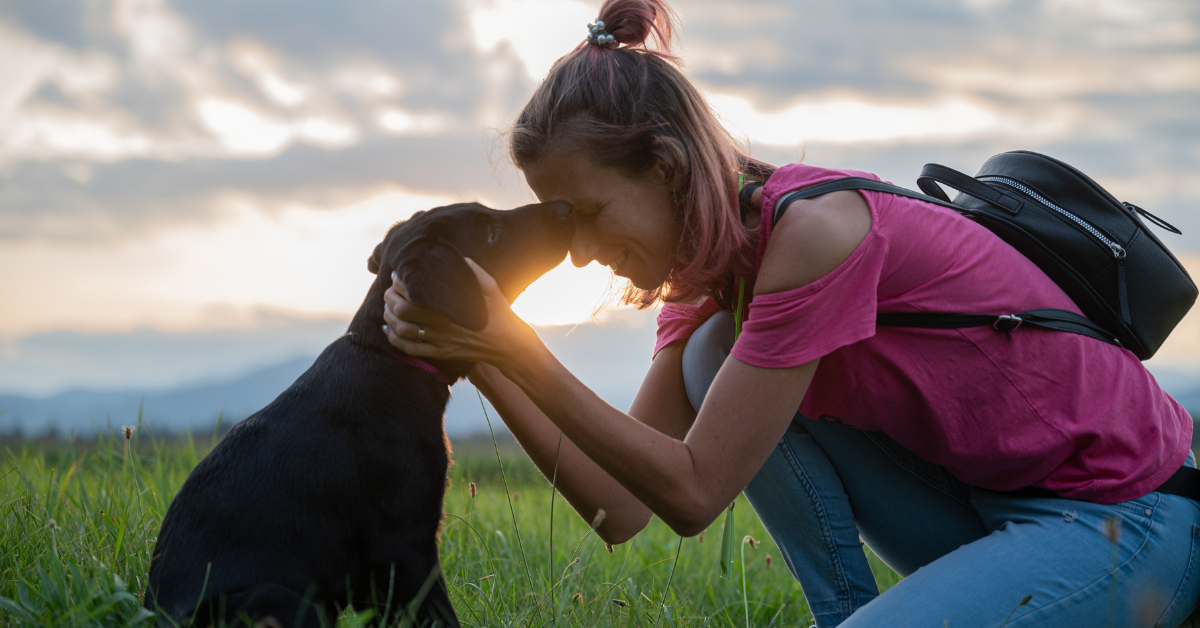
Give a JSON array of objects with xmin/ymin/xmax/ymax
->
[{"xmin": 1, "ymin": 0, "xmax": 1199, "ymax": 398}]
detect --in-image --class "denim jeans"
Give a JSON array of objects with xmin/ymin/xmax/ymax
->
[{"xmin": 682, "ymin": 310, "xmax": 1200, "ymax": 628}]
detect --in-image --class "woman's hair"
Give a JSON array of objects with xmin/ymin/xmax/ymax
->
[{"xmin": 509, "ymin": 0, "xmax": 774, "ymax": 307}]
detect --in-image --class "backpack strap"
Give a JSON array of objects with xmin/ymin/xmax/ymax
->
[
  {"xmin": 1006, "ymin": 464, "xmax": 1200, "ymax": 503},
  {"xmin": 773, "ymin": 176, "xmax": 959, "ymax": 225},
  {"xmin": 1156, "ymin": 465, "xmax": 1200, "ymax": 503},
  {"xmin": 876, "ymin": 309, "xmax": 1119, "ymax": 347},
  {"xmin": 769, "ymin": 176, "xmax": 1120, "ymax": 348},
  {"xmin": 917, "ymin": 163, "xmax": 1025, "ymax": 214}
]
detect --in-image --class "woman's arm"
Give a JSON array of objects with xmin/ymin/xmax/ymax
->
[
  {"xmin": 383, "ymin": 190, "xmax": 870, "ymax": 535},
  {"xmin": 497, "ymin": 338, "xmax": 816, "ymax": 535},
  {"xmin": 467, "ymin": 339, "xmax": 696, "ymax": 544}
]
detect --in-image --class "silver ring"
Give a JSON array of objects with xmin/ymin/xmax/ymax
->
[{"xmin": 416, "ymin": 326, "xmax": 426, "ymax": 342}]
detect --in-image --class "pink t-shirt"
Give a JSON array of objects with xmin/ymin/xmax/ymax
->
[{"xmin": 655, "ymin": 163, "xmax": 1192, "ymax": 504}]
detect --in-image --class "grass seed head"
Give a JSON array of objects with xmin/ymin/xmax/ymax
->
[
  {"xmin": 1019, "ymin": 594, "xmax": 1032, "ymax": 606},
  {"xmin": 611, "ymin": 599, "xmax": 628, "ymax": 608},
  {"xmin": 46, "ymin": 518, "xmax": 57, "ymax": 530},
  {"xmin": 469, "ymin": 482, "xmax": 477, "ymax": 498},
  {"xmin": 572, "ymin": 593, "xmax": 582, "ymax": 603},
  {"xmin": 591, "ymin": 508, "xmax": 607, "ymax": 529},
  {"xmin": 745, "ymin": 536, "xmax": 758, "ymax": 548},
  {"xmin": 765, "ymin": 554, "xmax": 772, "ymax": 568},
  {"xmin": 697, "ymin": 531, "xmax": 704, "ymax": 544},
  {"xmin": 513, "ymin": 491, "xmax": 520, "ymax": 501},
  {"xmin": 122, "ymin": 425, "xmax": 134, "ymax": 440},
  {"xmin": 606, "ymin": 543, "xmax": 614, "ymax": 553}
]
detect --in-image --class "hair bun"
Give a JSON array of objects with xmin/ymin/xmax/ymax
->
[{"xmin": 595, "ymin": 0, "xmax": 677, "ymax": 53}]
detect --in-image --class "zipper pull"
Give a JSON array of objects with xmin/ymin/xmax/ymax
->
[
  {"xmin": 1123, "ymin": 202, "xmax": 1182, "ymax": 234},
  {"xmin": 1117, "ymin": 255, "xmax": 1131, "ymax": 324},
  {"xmin": 1109, "ymin": 242, "xmax": 1126, "ymax": 259}
]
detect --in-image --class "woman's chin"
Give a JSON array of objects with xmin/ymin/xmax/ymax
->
[
  {"xmin": 626, "ymin": 270, "xmax": 666, "ymax": 291},
  {"xmin": 615, "ymin": 259, "xmax": 669, "ymax": 291},
  {"xmin": 628, "ymin": 278, "xmax": 653, "ymax": 290}
]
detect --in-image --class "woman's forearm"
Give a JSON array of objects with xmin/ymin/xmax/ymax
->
[
  {"xmin": 495, "ymin": 347, "xmax": 715, "ymax": 535},
  {"xmin": 468, "ymin": 363, "xmax": 653, "ymax": 543}
]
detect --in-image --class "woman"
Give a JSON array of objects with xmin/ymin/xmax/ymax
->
[{"xmin": 382, "ymin": 1, "xmax": 1200, "ymax": 625}]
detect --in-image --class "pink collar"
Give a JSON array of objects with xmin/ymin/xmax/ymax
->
[{"xmin": 386, "ymin": 349, "xmax": 459, "ymax": 385}]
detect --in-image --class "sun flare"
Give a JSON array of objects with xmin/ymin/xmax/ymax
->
[{"xmin": 511, "ymin": 259, "xmax": 618, "ymax": 326}]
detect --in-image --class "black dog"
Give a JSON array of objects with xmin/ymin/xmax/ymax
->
[{"xmin": 145, "ymin": 200, "xmax": 573, "ymax": 627}]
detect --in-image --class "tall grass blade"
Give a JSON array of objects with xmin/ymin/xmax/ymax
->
[
  {"xmin": 548, "ymin": 430, "xmax": 564, "ymax": 589},
  {"xmin": 740, "ymin": 536, "xmax": 752, "ymax": 628},
  {"xmin": 475, "ymin": 389, "xmax": 536, "ymax": 593},
  {"xmin": 654, "ymin": 535, "xmax": 684, "ymax": 628}
]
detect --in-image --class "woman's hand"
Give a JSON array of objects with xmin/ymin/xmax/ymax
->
[{"xmin": 382, "ymin": 258, "xmax": 545, "ymax": 372}]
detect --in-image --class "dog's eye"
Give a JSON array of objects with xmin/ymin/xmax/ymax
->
[{"xmin": 486, "ymin": 223, "xmax": 499, "ymax": 244}]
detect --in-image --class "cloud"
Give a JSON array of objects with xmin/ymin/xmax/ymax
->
[
  {"xmin": 0, "ymin": 133, "xmax": 531, "ymax": 244},
  {"xmin": 196, "ymin": 98, "xmax": 359, "ymax": 155},
  {"xmin": 0, "ymin": 0, "xmax": 1197, "ymax": 353},
  {"xmin": 0, "ymin": 0, "xmax": 501, "ymax": 169},
  {"xmin": 0, "ymin": 185, "xmax": 463, "ymax": 336},
  {"xmin": 916, "ymin": 53, "xmax": 1200, "ymax": 100},
  {"xmin": 708, "ymin": 93, "xmax": 1074, "ymax": 146},
  {"xmin": 467, "ymin": 0, "xmax": 594, "ymax": 80}
]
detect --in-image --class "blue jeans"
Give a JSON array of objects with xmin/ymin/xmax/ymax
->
[{"xmin": 682, "ymin": 311, "xmax": 1200, "ymax": 628}]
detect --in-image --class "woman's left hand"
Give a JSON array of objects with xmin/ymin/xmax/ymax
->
[{"xmin": 382, "ymin": 258, "xmax": 545, "ymax": 372}]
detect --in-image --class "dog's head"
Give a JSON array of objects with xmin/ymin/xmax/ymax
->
[{"xmin": 368, "ymin": 201, "xmax": 573, "ymax": 331}]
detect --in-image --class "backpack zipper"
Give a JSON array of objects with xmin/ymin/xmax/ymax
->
[
  {"xmin": 977, "ymin": 175, "xmax": 1126, "ymax": 260},
  {"xmin": 978, "ymin": 174, "xmax": 1132, "ymax": 324}
]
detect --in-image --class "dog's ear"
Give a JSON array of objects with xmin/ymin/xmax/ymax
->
[
  {"xmin": 367, "ymin": 241, "xmax": 384, "ymax": 275},
  {"xmin": 394, "ymin": 238, "xmax": 489, "ymax": 331}
]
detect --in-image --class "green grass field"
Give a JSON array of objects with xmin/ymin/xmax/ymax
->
[{"xmin": 0, "ymin": 419, "xmax": 902, "ymax": 627}]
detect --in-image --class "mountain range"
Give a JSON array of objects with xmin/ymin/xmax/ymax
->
[
  {"xmin": 3, "ymin": 314, "xmax": 1198, "ymax": 442},
  {"xmin": 0, "ymin": 313, "xmax": 659, "ymax": 438}
]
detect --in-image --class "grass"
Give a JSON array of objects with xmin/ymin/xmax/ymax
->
[{"xmin": 0, "ymin": 417, "xmax": 903, "ymax": 627}]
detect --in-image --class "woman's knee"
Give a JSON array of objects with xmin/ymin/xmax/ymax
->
[{"xmin": 680, "ymin": 310, "xmax": 735, "ymax": 413}]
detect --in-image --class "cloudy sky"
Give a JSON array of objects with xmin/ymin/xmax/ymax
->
[{"xmin": 1, "ymin": 0, "xmax": 1199, "ymax": 398}]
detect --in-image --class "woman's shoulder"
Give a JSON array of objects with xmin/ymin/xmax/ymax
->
[{"xmin": 754, "ymin": 187, "xmax": 873, "ymax": 296}]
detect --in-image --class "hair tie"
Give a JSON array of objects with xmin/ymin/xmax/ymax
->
[{"xmin": 586, "ymin": 20, "xmax": 617, "ymax": 48}]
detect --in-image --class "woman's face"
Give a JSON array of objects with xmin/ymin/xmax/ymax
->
[{"xmin": 523, "ymin": 152, "xmax": 681, "ymax": 290}]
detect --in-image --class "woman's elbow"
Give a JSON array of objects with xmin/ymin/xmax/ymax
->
[
  {"xmin": 665, "ymin": 513, "xmax": 718, "ymax": 538},
  {"xmin": 661, "ymin": 492, "xmax": 724, "ymax": 538},
  {"xmin": 595, "ymin": 507, "xmax": 653, "ymax": 546}
]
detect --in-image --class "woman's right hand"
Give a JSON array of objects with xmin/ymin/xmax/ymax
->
[{"xmin": 381, "ymin": 258, "xmax": 549, "ymax": 375}]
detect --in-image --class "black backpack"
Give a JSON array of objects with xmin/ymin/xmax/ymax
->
[
  {"xmin": 773, "ymin": 150, "xmax": 1198, "ymax": 361},
  {"xmin": 769, "ymin": 150, "xmax": 1200, "ymax": 503}
]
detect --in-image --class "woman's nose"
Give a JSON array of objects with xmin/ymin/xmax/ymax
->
[{"xmin": 568, "ymin": 228, "xmax": 598, "ymax": 268}]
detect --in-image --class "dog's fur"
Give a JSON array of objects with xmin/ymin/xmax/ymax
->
[{"xmin": 144, "ymin": 201, "xmax": 573, "ymax": 627}]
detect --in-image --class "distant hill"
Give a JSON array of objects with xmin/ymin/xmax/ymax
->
[
  {"xmin": 1175, "ymin": 386, "xmax": 1200, "ymax": 419},
  {"xmin": 0, "ymin": 314, "xmax": 658, "ymax": 438},
  {"xmin": 0, "ymin": 357, "xmax": 315, "ymax": 437}
]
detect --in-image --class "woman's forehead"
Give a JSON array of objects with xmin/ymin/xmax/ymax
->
[{"xmin": 525, "ymin": 154, "xmax": 619, "ymax": 201}]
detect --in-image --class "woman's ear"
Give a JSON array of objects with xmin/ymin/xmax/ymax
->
[
  {"xmin": 650, "ymin": 134, "xmax": 687, "ymax": 187},
  {"xmin": 650, "ymin": 159, "xmax": 672, "ymax": 186}
]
